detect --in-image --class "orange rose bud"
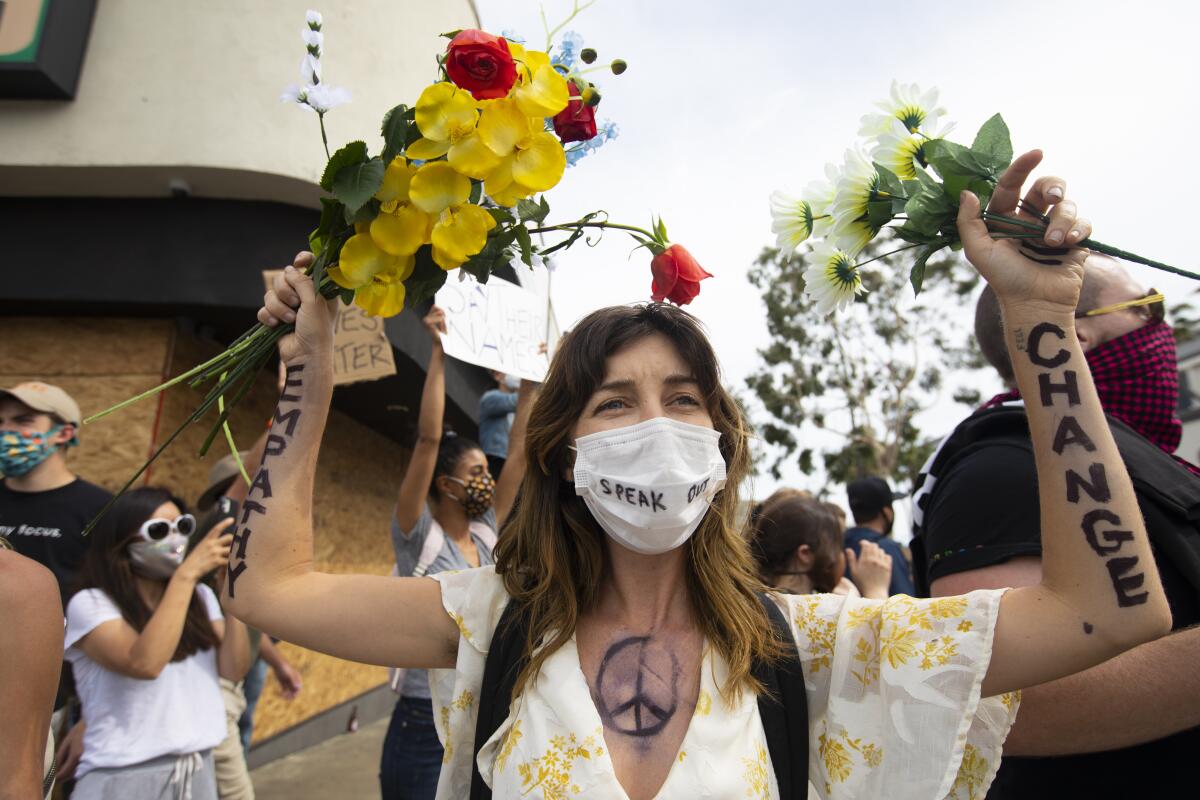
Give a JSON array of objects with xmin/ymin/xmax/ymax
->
[{"xmin": 650, "ymin": 244, "xmax": 712, "ymax": 306}]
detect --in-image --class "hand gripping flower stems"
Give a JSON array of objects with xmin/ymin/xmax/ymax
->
[
  {"xmin": 771, "ymin": 81, "xmax": 1196, "ymax": 314},
  {"xmin": 81, "ymin": 10, "xmax": 710, "ymax": 531}
]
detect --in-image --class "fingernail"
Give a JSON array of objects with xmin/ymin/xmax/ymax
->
[
  {"xmin": 284, "ymin": 310, "xmax": 297, "ymax": 323},
  {"xmin": 1047, "ymin": 230, "xmax": 1064, "ymax": 244},
  {"xmin": 1047, "ymin": 187, "xmax": 1064, "ymax": 201},
  {"xmin": 1069, "ymin": 229, "xmax": 1081, "ymax": 241},
  {"xmin": 285, "ymin": 265, "xmax": 295, "ymax": 274}
]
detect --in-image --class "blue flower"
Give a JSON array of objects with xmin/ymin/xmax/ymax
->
[
  {"xmin": 565, "ymin": 120, "xmax": 619, "ymax": 167},
  {"xmin": 553, "ymin": 30, "xmax": 584, "ymax": 70},
  {"xmin": 500, "ymin": 29, "xmax": 526, "ymax": 44}
]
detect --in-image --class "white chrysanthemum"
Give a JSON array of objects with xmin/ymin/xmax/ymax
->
[
  {"xmin": 770, "ymin": 172, "xmax": 836, "ymax": 255},
  {"xmin": 859, "ymin": 80, "xmax": 946, "ymax": 139},
  {"xmin": 305, "ymin": 83, "xmax": 351, "ymax": 112},
  {"xmin": 306, "ymin": 9, "xmax": 323, "ymax": 29},
  {"xmin": 803, "ymin": 242, "xmax": 867, "ymax": 315},
  {"xmin": 828, "ymin": 149, "xmax": 883, "ymax": 254},
  {"xmin": 870, "ymin": 117, "xmax": 956, "ymax": 180}
]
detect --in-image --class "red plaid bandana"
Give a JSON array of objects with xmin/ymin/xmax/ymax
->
[{"xmin": 983, "ymin": 322, "xmax": 1199, "ymax": 474}]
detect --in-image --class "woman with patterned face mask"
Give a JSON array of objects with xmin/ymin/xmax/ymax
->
[
  {"xmin": 240, "ymin": 154, "xmax": 1175, "ymax": 800},
  {"xmin": 63, "ymin": 487, "xmax": 250, "ymax": 800},
  {"xmin": 380, "ymin": 305, "xmax": 533, "ymax": 800}
]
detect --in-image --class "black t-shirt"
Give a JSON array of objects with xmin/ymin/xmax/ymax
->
[
  {"xmin": 920, "ymin": 429, "xmax": 1200, "ymax": 799},
  {"xmin": 0, "ymin": 478, "xmax": 111, "ymax": 602}
]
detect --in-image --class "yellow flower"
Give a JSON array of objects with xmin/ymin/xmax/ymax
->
[
  {"xmin": 331, "ymin": 233, "xmax": 404, "ymax": 289},
  {"xmin": 431, "ymin": 204, "xmax": 497, "ymax": 270},
  {"xmin": 508, "ymin": 44, "xmax": 569, "ymax": 118},
  {"xmin": 370, "ymin": 158, "xmax": 433, "ymax": 256},
  {"xmin": 354, "ymin": 276, "xmax": 406, "ymax": 317},
  {"xmin": 474, "ymin": 98, "xmax": 567, "ymax": 203},
  {"xmin": 406, "ymin": 83, "xmax": 503, "ymax": 180},
  {"xmin": 410, "ymin": 162, "xmax": 471, "ymax": 214}
]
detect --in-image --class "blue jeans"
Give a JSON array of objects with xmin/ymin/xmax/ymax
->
[
  {"xmin": 380, "ymin": 696, "xmax": 443, "ymax": 800},
  {"xmin": 238, "ymin": 658, "xmax": 268, "ymax": 754}
]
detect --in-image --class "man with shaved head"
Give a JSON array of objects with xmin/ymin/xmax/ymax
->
[{"xmin": 910, "ymin": 252, "xmax": 1200, "ymax": 798}]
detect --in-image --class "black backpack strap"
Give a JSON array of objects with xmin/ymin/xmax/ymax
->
[
  {"xmin": 470, "ymin": 597, "xmax": 529, "ymax": 800},
  {"xmin": 754, "ymin": 592, "xmax": 809, "ymax": 800}
]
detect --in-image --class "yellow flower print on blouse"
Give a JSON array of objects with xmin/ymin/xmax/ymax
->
[
  {"xmin": 948, "ymin": 744, "xmax": 989, "ymax": 800},
  {"xmin": 516, "ymin": 733, "xmax": 603, "ymax": 800},
  {"xmin": 742, "ymin": 744, "xmax": 770, "ymax": 800},
  {"xmin": 817, "ymin": 729, "xmax": 885, "ymax": 795}
]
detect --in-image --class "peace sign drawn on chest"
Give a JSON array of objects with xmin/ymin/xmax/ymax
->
[{"xmin": 593, "ymin": 635, "xmax": 682, "ymax": 738}]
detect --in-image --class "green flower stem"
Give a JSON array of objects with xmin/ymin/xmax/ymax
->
[
  {"xmin": 217, "ymin": 375, "xmax": 252, "ymax": 487},
  {"xmin": 526, "ymin": 220, "xmax": 658, "ymax": 241},
  {"xmin": 83, "ymin": 335, "xmax": 260, "ymax": 424},
  {"xmin": 318, "ymin": 112, "xmax": 331, "ymax": 161},
  {"xmin": 982, "ymin": 211, "xmax": 1200, "ymax": 280},
  {"xmin": 852, "ymin": 242, "xmax": 925, "ymax": 269}
]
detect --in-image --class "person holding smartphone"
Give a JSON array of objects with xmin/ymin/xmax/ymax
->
[{"xmin": 63, "ymin": 486, "xmax": 249, "ymax": 800}]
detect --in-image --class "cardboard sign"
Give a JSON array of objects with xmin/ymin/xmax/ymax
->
[
  {"xmin": 262, "ymin": 271, "xmax": 397, "ymax": 386},
  {"xmin": 435, "ymin": 277, "xmax": 550, "ymax": 381}
]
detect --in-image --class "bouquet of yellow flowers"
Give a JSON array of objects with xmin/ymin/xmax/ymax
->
[{"xmin": 84, "ymin": 8, "xmax": 710, "ymax": 527}]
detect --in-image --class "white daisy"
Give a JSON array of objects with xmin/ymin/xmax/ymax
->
[
  {"xmin": 870, "ymin": 117, "xmax": 956, "ymax": 180},
  {"xmin": 803, "ymin": 242, "xmax": 867, "ymax": 315},
  {"xmin": 770, "ymin": 191, "xmax": 822, "ymax": 256},
  {"xmin": 828, "ymin": 149, "xmax": 885, "ymax": 253},
  {"xmin": 305, "ymin": 83, "xmax": 351, "ymax": 113},
  {"xmin": 859, "ymin": 80, "xmax": 947, "ymax": 139}
]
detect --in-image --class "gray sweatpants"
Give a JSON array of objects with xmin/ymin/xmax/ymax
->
[{"xmin": 73, "ymin": 751, "xmax": 217, "ymax": 800}]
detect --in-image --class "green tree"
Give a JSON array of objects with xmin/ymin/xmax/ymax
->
[{"xmin": 746, "ymin": 235, "xmax": 984, "ymax": 490}]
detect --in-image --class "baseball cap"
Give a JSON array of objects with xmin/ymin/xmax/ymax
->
[
  {"xmin": 0, "ymin": 382, "xmax": 82, "ymax": 445},
  {"xmin": 197, "ymin": 451, "xmax": 250, "ymax": 511},
  {"xmin": 846, "ymin": 476, "xmax": 904, "ymax": 516}
]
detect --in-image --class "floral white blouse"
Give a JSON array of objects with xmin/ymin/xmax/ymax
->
[{"xmin": 429, "ymin": 566, "xmax": 1018, "ymax": 800}]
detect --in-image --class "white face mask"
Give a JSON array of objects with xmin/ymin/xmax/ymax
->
[{"xmin": 572, "ymin": 417, "xmax": 727, "ymax": 555}]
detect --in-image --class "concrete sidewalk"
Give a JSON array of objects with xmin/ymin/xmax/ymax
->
[{"xmin": 250, "ymin": 716, "xmax": 388, "ymax": 799}]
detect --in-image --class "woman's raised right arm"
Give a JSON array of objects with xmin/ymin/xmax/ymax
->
[{"xmin": 222, "ymin": 256, "xmax": 458, "ymax": 670}]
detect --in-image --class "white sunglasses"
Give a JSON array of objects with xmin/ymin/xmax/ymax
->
[{"xmin": 137, "ymin": 514, "xmax": 196, "ymax": 542}]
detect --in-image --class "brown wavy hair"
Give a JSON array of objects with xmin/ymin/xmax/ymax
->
[
  {"xmin": 494, "ymin": 303, "xmax": 779, "ymax": 702},
  {"xmin": 747, "ymin": 493, "xmax": 845, "ymax": 592}
]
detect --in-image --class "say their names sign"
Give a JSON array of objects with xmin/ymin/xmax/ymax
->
[
  {"xmin": 435, "ymin": 277, "xmax": 550, "ymax": 382},
  {"xmin": 262, "ymin": 271, "xmax": 397, "ymax": 386}
]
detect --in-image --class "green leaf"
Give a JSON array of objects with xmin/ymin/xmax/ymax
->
[
  {"xmin": 903, "ymin": 185, "xmax": 953, "ymax": 238},
  {"xmin": 403, "ymin": 246, "xmax": 449, "ymax": 308},
  {"xmin": 923, "ymin": 139, "xmax": 989, "ymax": 181},
  {"xmin": 515, "ymin": 225, "xmax": 534, "ymax": 266},
  {"xmin": 866, "ymin": 198, "xmax": 894, "ymax": 230},
  {"xmin": 909, "ymin": 242, "xmax": 945, "ymax": 294},
  {"xmin": 380, "ymin": 104, "xmax": 412, "ymax": 164},
  {"xmin": 343, "ymin": 198, "xmax": 379, "ymax": 226},
  {"xmin": 468, "ymin": 179, "xmax": 482, "ymax": 205},
  {"xmin": 333, "ymin": 157, "xmax": 386, "ymax": 214},
  {"xmin": 970, "ymin": 113, "xmax": 1012, "ymax": 172},
  {"xmin": 320, "ymin": 141, "xmax": 368, "ymax": 192},
  {"xmin": 487, "ymin": 207, "xmax": 516, "ymax": 226},
  {"xmin": 309, "ymin": 197, "xmax": 345, "ymax": 256},
  {"xmin": 338, "ymin": 287, "xmax": 355, "ymax": 305},
  {"xmin": 516, "ymin": 196, "xmax": 550, "ymax": 224},
  {"xmin": 874, "ymin": 163, "xmax": 906, "ymax": 199}
]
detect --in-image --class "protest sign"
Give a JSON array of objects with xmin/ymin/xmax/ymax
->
[
  {"xmin": 434, "ymin": 277, "xmax": 550, "ymax": 381},
  {"xmin": 262, "ymin": 271, "xmax": 396, "ymax": 386}
]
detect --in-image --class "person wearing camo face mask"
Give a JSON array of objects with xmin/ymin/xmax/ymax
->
[{"xmin": 378, "ymin": 305, "xmax": 537, "ymax": 800}]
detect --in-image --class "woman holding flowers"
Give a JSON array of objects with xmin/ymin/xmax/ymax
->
[
  {"xmin": 380, "ymin": 305, "xmax": 532, "ymax": 799},
  {"xmin": 228, "ymin": 154, "xmax": 1171, "ymax": 799}
]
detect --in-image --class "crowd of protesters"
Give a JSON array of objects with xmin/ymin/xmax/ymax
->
[{"xmin": 3, "ymin": 163, "xmax": 1198, "ymax": 800}]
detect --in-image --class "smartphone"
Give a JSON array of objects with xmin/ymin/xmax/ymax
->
[{"xmin": 196, "ymin": 497, "xmax": 240, "ymax": 539}]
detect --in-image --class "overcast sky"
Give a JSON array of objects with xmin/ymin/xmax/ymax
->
[{"xmin": 475, "ymin": 0, "xmax": 1200, "ymax": 511}]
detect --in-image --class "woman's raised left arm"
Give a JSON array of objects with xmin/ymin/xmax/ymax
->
[{"xmin": 962, "ymin": 151, "xmax": 1172, "ymax": 697}]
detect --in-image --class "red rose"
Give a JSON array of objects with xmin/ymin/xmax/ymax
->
[
  {"xmin": 553, "ymin": 81, "xmax": 598, "ymax": 143},
  {"xmin": 445, "ymin": 30, "xmax": 517, "ymax": 100},
  {"xmin": 650, "ymin": 244, "xmax": 712, "ymax": 306}
]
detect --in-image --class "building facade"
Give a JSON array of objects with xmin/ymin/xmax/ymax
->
[{"xmin": 0, "ymin": 0, "xmax": 500, "ymax": 760}]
